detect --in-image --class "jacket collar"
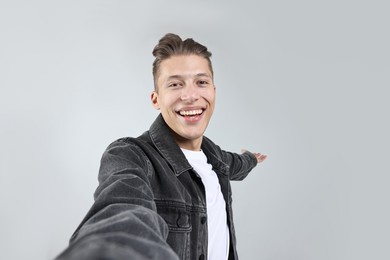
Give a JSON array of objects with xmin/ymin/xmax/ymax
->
[
  {"xmin": 148, "ymin": 114, "xmax": 229, "ymax": 176},
  {"xmin": 149, "ymin": 114, "xmax": 192, "ymax": 176},
  {"xmin": 201, "ymin": 137, "xmax": 230, "ymax": 176}
]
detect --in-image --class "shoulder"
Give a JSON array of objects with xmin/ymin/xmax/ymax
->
[
  {"xmin": 98, "ymin": 135, "xmax": 154, "ymax": 182},
  {"xmin": 102, "ymin": 135, "xmax": 152, "ymax": 164},
  {"xmin": 106, "ymin": 131, "xmax": 151, "ymax": 151}
]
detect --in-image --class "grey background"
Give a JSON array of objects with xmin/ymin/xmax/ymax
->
[{"xmin": 1, "ymin": 0, "xmax": 389, "ymax": 259}]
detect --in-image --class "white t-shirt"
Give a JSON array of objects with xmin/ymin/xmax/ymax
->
[{"xmin": 181, "ymin": 148, "xmax": 230, "ymax": 260}]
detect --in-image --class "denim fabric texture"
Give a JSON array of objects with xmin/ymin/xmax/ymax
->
[{"xmin": 56, "ymin": 114, "xmax": 258, "ymax": 260}]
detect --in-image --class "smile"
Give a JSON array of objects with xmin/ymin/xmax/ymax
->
[{"xmin": 178, "ymin": 109, "xmax": 204, "ymax": 116}]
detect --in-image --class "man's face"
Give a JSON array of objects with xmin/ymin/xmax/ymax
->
[{"xmin": 151, "ymin": 55, "xmax": 216, "ymax": 150}]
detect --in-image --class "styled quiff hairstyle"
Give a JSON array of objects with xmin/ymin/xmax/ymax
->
[{"xmin": 152, "ymin": 33, "xmax": 213, "ymax": 91}]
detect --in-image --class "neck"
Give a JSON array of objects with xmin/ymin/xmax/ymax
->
[{"xmin": 174, "ymin": 134, "xmax": 202, "ymax": 151}]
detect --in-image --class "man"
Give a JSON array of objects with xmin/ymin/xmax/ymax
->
[{"xmin": 57, "ymin": 33, "xmax": 266, "ymax": 260}]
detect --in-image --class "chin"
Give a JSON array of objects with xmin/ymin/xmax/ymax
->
[{"xmin": 180, "ymin": 131, "xmax": 204, "ymax": 140}]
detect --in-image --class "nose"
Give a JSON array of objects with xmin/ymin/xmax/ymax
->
[{"xmin": 180, "ymin": 84, "xmax": 199, "ymax": 102}]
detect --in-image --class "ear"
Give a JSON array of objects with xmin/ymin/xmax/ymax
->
[{"xmin": 150, "ymin": 91, "xmax": 160, "ymax": 110}]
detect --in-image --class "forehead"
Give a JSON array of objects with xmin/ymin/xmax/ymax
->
[{"xmin": 158, "ymin": 55, "xmax": 212, "ymax": 79}]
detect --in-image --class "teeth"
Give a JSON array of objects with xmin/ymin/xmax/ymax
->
[{"xmin": 179, "ymin": 109, "xmax": 203, "ymax": 116}]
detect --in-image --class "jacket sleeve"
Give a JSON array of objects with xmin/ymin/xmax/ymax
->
[
  {"xmin": 56, "ymin": 139, "xmax": 179, "ymax": 260},
  {"xmin": 221, "ymin": 149, "xmax": 258, "ymax": 181}
]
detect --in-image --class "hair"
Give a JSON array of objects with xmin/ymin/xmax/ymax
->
[{"xmin": 152, "ymin": 33, "xmax": 213, "ymax": 90}]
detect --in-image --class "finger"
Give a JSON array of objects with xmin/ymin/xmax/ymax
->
[
  {"xmin": 259, "ymin": 155, "xmax": 267, "ymax": 162},
  {"xmin": 257, "ymin": 154, "xmax": 267, "ymax": 163}
]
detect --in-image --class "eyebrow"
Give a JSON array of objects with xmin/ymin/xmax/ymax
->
[
  {"xmin": 194, "ymin": 73, "xmax": 212, "ymax": 78},
  {"xmin": 166, "ymin": 73, "xmax": 212, "ymax": 81}
]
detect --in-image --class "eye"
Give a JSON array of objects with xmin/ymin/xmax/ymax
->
[
  {"xmin": 197, "ymin": 80, "xmax": 209, "ymax": 87},
  {"xmin": 168, "ymin": 82, "xmax": 183, "ymax": 88}
]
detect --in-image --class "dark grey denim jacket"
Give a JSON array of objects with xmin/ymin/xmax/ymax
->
[{"xmin": 57, "ymin": 114, "xmax": 258, "ymax": 260}]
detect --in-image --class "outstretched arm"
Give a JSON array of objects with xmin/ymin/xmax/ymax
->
[
  {"xmin": 56, "ymin": 140, "xmax": 179, "ymax": 260},
  {"xmin": 201, "ymin": 136, "xmax": 267, "ymax": 181},
  {"xmin": 222, "ymin": 149, "xmax": 267, "ymax": 181}
]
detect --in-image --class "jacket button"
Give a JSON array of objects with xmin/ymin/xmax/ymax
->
[
  {"xmin": 201, "ymin": 216, "xmax": 207, "ymax": 224},
  {"xmin": 199, "ymin": 254, "xmax": 205, "ymax": 260},
  {"xmin": 177, "ymin": 214, "xmax": 189, "ymax": 228}
]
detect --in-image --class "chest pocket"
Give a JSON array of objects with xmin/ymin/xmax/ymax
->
[{"xmin": 156, "ymin": 201, "xmax": 192, "ymax": 259}]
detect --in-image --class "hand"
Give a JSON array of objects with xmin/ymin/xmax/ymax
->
[{"xmin": 241, "ymin": 149, "xmax": 267, "ymax": 164}]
